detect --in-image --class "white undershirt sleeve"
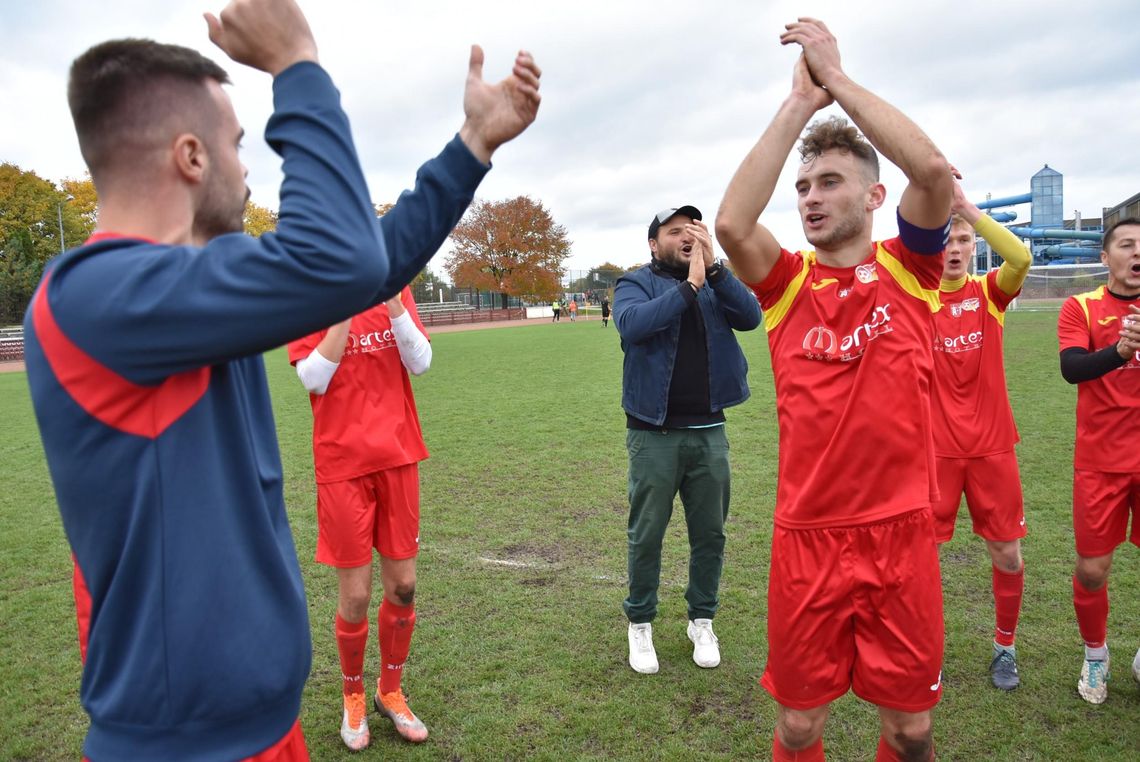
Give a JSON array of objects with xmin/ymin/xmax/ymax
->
[
  {"xmin": 389, "ymin": 310, "xmax": 432, "ymax": 375},
  {"xmin": 295, "ymin": 348, "xmax": 340, "ymax": 394}
]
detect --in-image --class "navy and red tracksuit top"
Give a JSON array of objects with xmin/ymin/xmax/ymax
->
[{"xmin": 24, "ymin": 61, "xmax": 487, "ymax": 761}]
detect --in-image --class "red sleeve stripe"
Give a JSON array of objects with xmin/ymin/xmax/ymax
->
[{"xmin": 31, "ymin": 273, "xmax": 210, "ymax": 439}]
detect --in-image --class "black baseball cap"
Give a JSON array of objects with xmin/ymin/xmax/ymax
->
[{"xmin": 648, "ymin": 205, "xmax": 702, "ymax": 239}]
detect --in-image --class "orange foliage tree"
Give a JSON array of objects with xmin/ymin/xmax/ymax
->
[{"xmin": 445, "ymin": 196, "xmax": 570, "ymax": 308}]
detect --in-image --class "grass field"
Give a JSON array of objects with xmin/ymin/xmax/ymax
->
[{"xmin": 1, "ymin": 310, "xmax": 1138, "ymax": 760}]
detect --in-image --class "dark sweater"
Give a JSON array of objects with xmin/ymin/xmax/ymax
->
[{"xmin": 24, "ymin": 62, "xmax": 488, "ymax": 760}]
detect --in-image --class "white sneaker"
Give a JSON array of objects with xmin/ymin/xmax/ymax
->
[
  {"xmin": 687, "ymin": 619, "xmax": 721, "ymax": 668},
  {"xmin": 628, "ymin": 622, "xmax": 659, "ymax": 674},
  {"xmin": 1132, "ymin": 647, "xmax": 1140, "ymax": 685},
  {"xmin": 1078, "ymin": 653, "xmax": 1110, "ymax": 705}
]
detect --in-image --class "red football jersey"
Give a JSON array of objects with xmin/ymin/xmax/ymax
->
[
  {"xmin": 931, "ymin": 270, "xmax": 1020, "ymax": 457},
  {"xmin": 1058, "ymin": 287, "xmax": 1140, "ymax": 474},
  {"xmin": 287, "ymin": 287, "xmax": 430, "ymax": 483},
  {"xmin": 751, "ymin": 239, "xmax": 943, "ymax": 529}
]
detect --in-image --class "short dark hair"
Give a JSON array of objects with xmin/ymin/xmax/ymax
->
[
  {"xmin": 68, "ymin": 39, "xmax": 230, "ymax": 177},
  {"xmin": 1103, "ymin": 216, "xmax": 1140, "ymax": 249},
  {"xmin": 799, "ymin": 116, "xmax": 880, "ymax": 183}
]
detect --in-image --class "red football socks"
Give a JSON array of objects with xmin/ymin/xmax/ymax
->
[
  {"xmin": 378, "ymin": 599, "xmax": 416, "ymax": 694},
  {"xmin": 335, "ymin": 613, "xmax": 368, "ymax": 696},
  {"xmin": 992, "ymin": 563, "xmax": 1024, "ymax": 647},
  {"xmin": 772, "ymin": 735, "xmax": 824, "ymax": 761},
  {"xmin": 1072, "ymin": 576, "xmax": 1108, "ymax": 649}
]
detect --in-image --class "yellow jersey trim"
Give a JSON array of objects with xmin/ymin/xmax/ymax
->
[
  {"xmin": 979, "ymin": 274, "xmax": 1006, "ymax": 326},
  {"xmin": 1072, "ymin": 286, "xmax": 1107, "ymax": 329},
  {"xmin": 764, "ymin": 253, "xmax": 815, "ymax": 332},
  {"xmin": 874, "ymin": 244, "xmax": 942, "ymax": 313}
]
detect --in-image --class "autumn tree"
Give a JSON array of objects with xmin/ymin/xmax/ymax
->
[
  {"xmin": 445, "ymin": 196, "xmax": 570, "ymax": 308},
  {"xmin": 0, "ymin": 163, "xmax": 94, "ymax": 323},
  {"xmin": 242, "ymin": 201, "xmax": 278, "ymax": 237},
  {"xmin": 62, "ymin": 175, "xmax": 98, "ymax": 234}
]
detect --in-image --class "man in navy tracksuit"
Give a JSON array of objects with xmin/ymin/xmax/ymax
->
[{"xmin": 22, "ymin": 0, "xmax": 542, "ymax": 758}]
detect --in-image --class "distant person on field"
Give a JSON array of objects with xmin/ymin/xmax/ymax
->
[
  {"xmin": 1057, "ymin": 216, "xmax": 1140, "ymax": 705},
  {"xmin": 21, "ymin": 0, "xmax": 542, "ymax": 756},
  {"xmin": 615, "ymin": 204, "xmax": 761, "ymax": 675},
  {"xmin": 716, "ymin": 17, "xmax": 951, "ymax": 761},
  {"xmin": 601, "ymin": 297, "xmax": 611, "ymax": 327},
  {"xmin": 569, "ymin": 297, "xmax": 578, "ymax": 321},
  {"xmin": 289, "ymin": 287, "xmax": 436, "ymax": 749},
  {"xmin": 929, "ymin": 171, "xmax": 1031, "ymax": 692},
  {"xmin": 552, "ymin": 298, "xmax": 561, "ymax": 322}
]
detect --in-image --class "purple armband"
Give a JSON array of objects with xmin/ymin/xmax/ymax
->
[{"xmin": 897, "ymin": 209, "xmax": 950, "ymax": 255}]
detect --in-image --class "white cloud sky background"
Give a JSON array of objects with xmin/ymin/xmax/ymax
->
[{"xmin": 2, "ymin": 0, "xmax": 1137, "ymax": 274}]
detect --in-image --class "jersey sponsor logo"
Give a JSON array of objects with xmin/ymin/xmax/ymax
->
[
  {"xmin": 801, "ymin": 303, "xmax": 894, "ymax": 361},
  {"xmin": 949, "ymin": 297, "xmax": 981, "ymax": 318},
  {"xmin": 855, "ymin": 263, "xmax": 878, "ymax": 284},
  {"xmin": 345, "ymin": 328, "xmax": 397, "ymax": 356},
  {"xmin": 1097, "ymin": 316, "xmax": 1119, "ymax": 326},
  {"xmin": 837, "ymin": 287, "xmax": 852, "ymax": 299},
  {"xmin": 937, "ymin": 329, "xmax": 983, "ymax": 353},
  {"xmin": 803, "ymin": 326, "xmax": 838, "ymax": 355},
  {"xmin": 811, "ymin": 278, "xmax": 839, "ymax": 291}
]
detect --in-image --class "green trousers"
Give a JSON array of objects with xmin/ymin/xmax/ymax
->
[{"xmin": 623, "ymin": 425, "xmax": 731, "ymax": 624}]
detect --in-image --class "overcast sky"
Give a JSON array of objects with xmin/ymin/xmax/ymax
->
[{"xmin": 2, "ymin": 0, "xmax": 1137, "ymax": 274}]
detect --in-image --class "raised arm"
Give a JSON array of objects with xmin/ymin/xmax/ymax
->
[
  {"xmin": 950, "ymin": 176, "xmax": 1030, "ymax": 296},
  {"xmin": 782, "ymin": 18, "xmax": 952, "ymax": 229},
  {"xmin": 716, "ymin": 55, "xmax": 830, "ymax": 285},
  {"xmin": 372, "ymin": 47, "xmax": 543, "ymax": 301}
]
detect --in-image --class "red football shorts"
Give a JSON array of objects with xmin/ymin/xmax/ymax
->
[
  {"xmin": 1073, "ymin": 468, "xmax": 1140, "ymax": 557},
  {"xmin": 761, "ymin": 508, "xmax": 944, "ymax": 713},
  {"xmin": 246, "ymin": 720, "xmax": 309, "ymax": 762},
  {"xmin": 932, "ymin": 450, "xmax": 1026, "ymax": 543},
  {"xmin": 315, "ymin": 463, "xmax": 421, "ymax": 567}
]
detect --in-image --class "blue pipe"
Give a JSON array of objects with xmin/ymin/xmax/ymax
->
[
  {"xmin": 1039, "ymin": 245, "xmax": 1102, "ymax": 258},
  {"xmin": 1008, "ymin": 227, "xmax": 1103, "ymax": 241},
  {"xmin": 977, "ymin": 193, "xmax": 1032, "ymax": 209},
  {"xmin": 988, "ymin": 211, "xmax": 1017, "ymax": 223}
]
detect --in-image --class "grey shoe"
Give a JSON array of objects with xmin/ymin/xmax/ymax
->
[{"xmin": 989, "ymin": 648, "xmax": 1020, "ymax": 691}]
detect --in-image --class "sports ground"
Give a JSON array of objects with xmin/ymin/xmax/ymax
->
[{"xmin": 1, "ymin": 309, "xmax": 1137, "ymax": 760}]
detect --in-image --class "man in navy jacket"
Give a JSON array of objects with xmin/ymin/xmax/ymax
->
[
  {"xmin": 23, "ymin": 0, "xmax": 541, "ymax": 758},
  {"xmin": 614, "ymin": 205, "xmax": 761, "ymax": 675}
]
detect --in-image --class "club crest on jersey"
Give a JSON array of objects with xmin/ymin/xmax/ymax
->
[
  {"xmin": 855, "ymin": 263, "xmax": 878, "ymax": 284},
  {"xmin": 950, "ymin": 298, "xmax": 981, "ymax": 318},
  {"xmin": 838, "ymin": 287, "xmax": 852, "ymax": 299}
]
